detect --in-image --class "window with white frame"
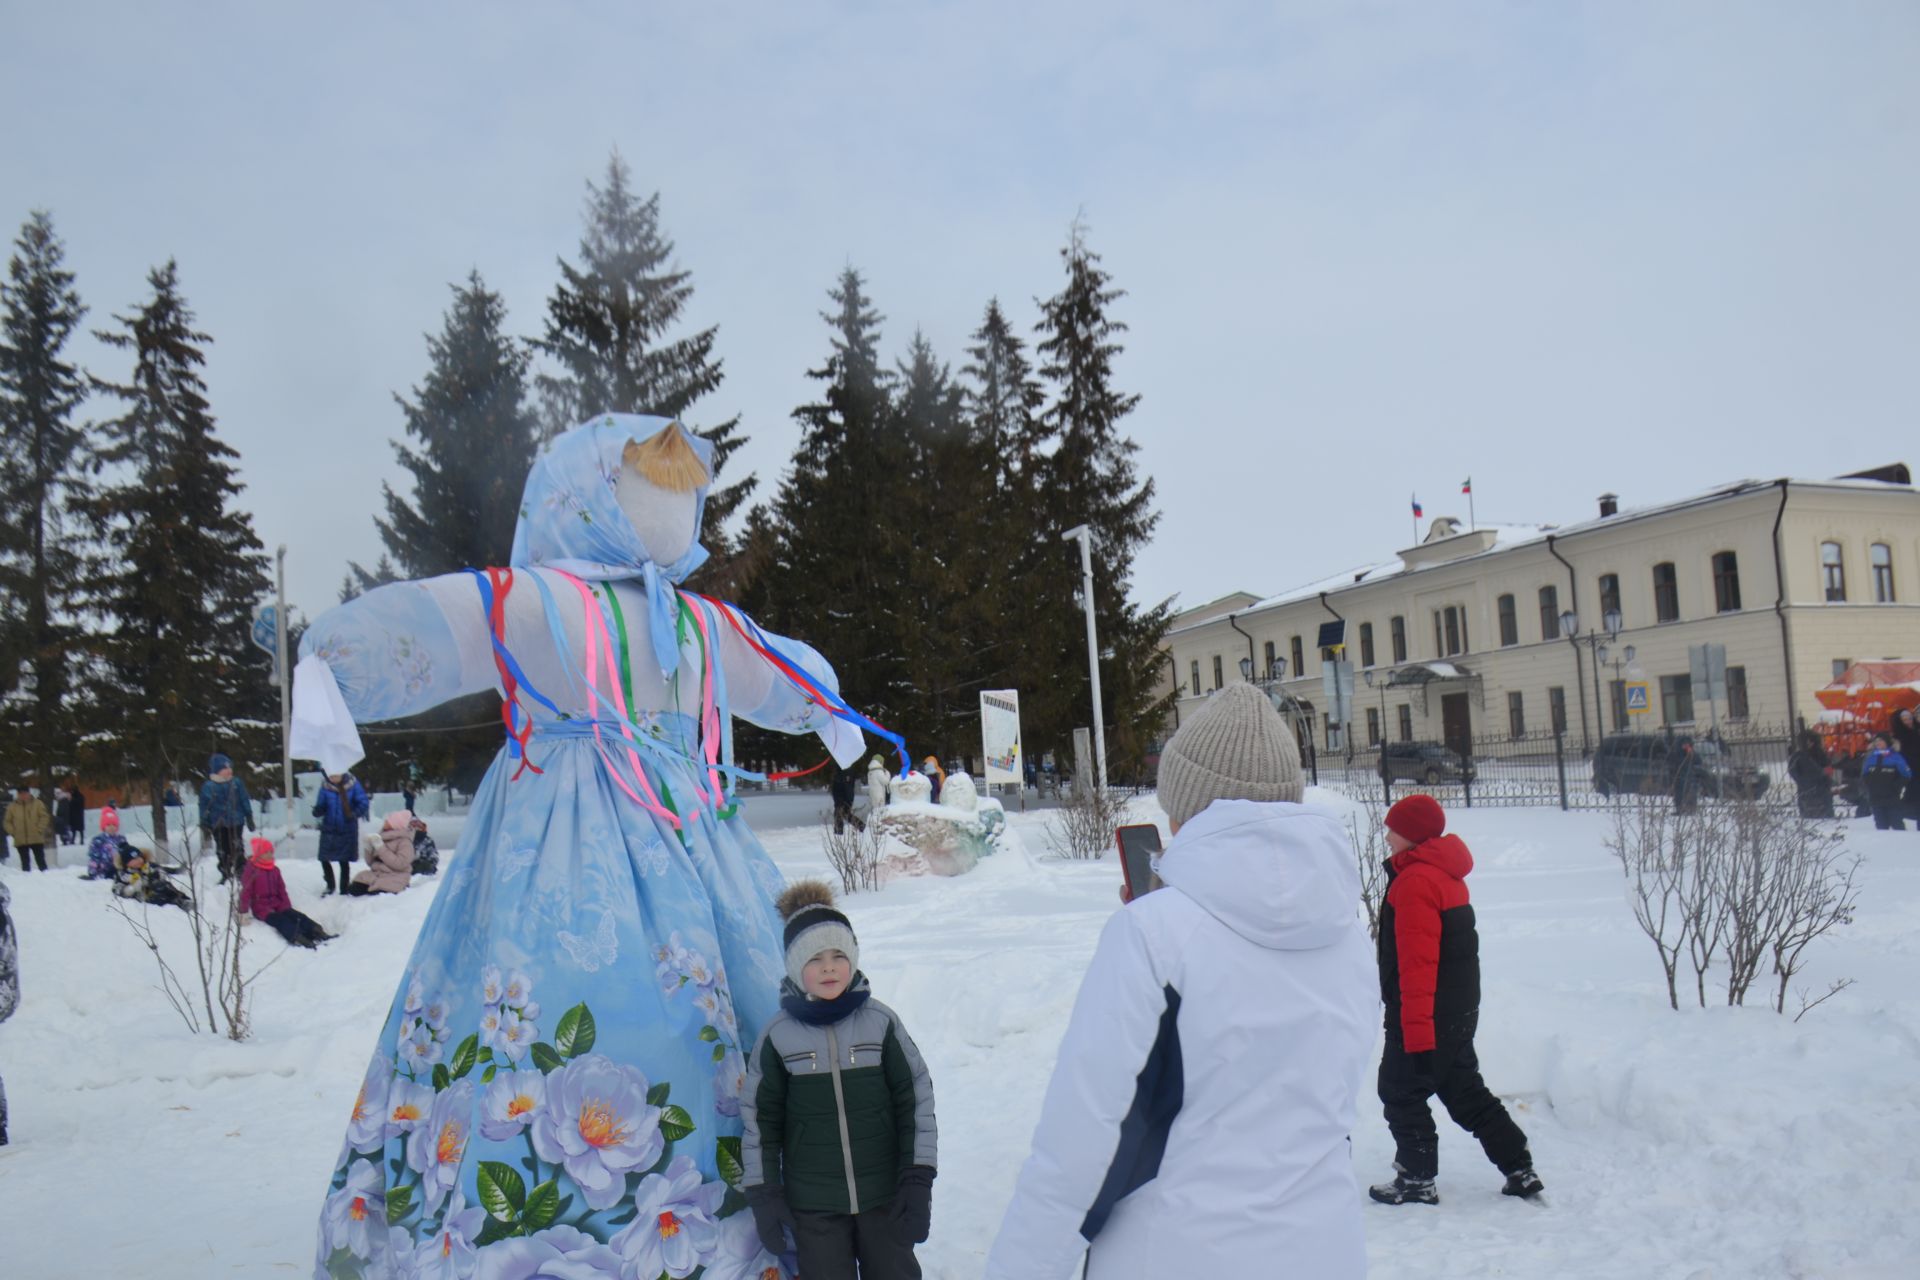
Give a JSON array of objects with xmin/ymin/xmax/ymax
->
[
  {"xmin": 1822, "ymin": 542, "xmax": 1846, "ymax": 602},
  {"xmin": 1653, "ymin": 562, "xmax": 1680, "ymax": 623},
  {"xmin": 1211, "ymin": 655, "xmax": 1223, "ymax": 691},
  {"xmin": 1871, "ymin": 543, "xmax": 1895, "ymax": 603},
  {"xmin": 1190, "ymin": 660, "xmax": 1200, "ymax": 696},
  {"xmin": 1397, "ymin": 704, "xmax": 1413, "ymax": 742},
  {"xmin": 1508, "ymin": 690, "xmax": 1526, "ymax": 738},
  {"xmin": 1390, "ymin": 615, "xmax": 1408, "ymax": 663},
  {"xmin": 1539, "ymin": 585, "xmax": 1560, "ymax": 641},
  {"xmin": 1712, "ymin": 551, "xmax": 1741, "ymax": 613}
]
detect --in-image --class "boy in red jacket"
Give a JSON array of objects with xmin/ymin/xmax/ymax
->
[{"xmin": 1370, "ymin": 794, "xmax": 1543, "ymax": 1205}]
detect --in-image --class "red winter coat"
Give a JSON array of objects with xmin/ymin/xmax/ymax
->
[
  {"xmin": 239, "ymin": 860, "xmax": 292, "ymax": 920},
  {"xmin": 1376, "ymin": 834, "xmax": 1481, "ymax": 1053}
]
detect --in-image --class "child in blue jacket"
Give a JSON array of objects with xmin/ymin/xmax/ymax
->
[{"xmin": 1862, "ymin": 734, "xmax": 1912, "ymax": 830}]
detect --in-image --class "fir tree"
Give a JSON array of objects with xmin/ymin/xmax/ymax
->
[
  {"xmin": 534, "ymin": 152, "xmax": 752, "ymax": 582},
  {"xmin": 379, "ymin": 271, "xmax": 539, "ymax": 578},
  {"xmin": 1030, "ymin": 221, "xmax": 1172, "ymax": 780},
  {"xmin": 746, "ymin": 267, "xmax": 903, "ymax": 768},
  {"xmin": 352, "ymin": 271, "xmax": 540, "ymax": 788},
  {"xmin": 82, "ymin": 262, "xmax": 273, "ymax": 844},
  {"xmin": 0, "ymin": 211, "xmax": 93, "ymax": 788},
  {"xmin": 961, "ymin": 298, "xmax": 1046, "ymax": 484}
]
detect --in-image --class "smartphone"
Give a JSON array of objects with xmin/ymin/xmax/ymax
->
[{"xmin": 1115, "ymin": 824, "xmax": 1163, "ymax": 899}]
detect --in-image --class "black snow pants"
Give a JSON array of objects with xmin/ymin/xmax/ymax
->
[
  {"xmin": 263, "ymin": 908, "xmax": 330, "ymax": 948},
  {"xmin": 209, "ymin": 825, "xmax": 246, "ymax": 882},
  {"xmin": 790, "ymin": 1206, "xmax": 920, "ymax": 1280},
  {"xmin": 1378, "ymin": 1011, "xmax": 1531, "ymax": 1182}
]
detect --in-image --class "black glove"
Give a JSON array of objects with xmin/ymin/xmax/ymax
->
[
  {"xmin": 745, "ymin": 1184, "xmax": 795, "ymax": 1257},
  {"xmin": 890, "ymin": 1165, "xmax": 935, "ymax": 1244}
]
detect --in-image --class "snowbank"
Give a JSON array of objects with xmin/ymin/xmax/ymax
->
[{"xmin": 1, "ymin": 796, "xmax": 1916, "ymax": 1277}]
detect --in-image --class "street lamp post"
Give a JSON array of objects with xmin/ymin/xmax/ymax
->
[
  {"xmin": 1561, "ymin": 608, "xmax": 1623, "ymax": 752},
  {"xmin": 276, "ymin": 545, "xmax": 293, "ymax": 832},
  {"xmin": 1061, "ymin": 525, "xmax": 1108, "ymax": 794}
]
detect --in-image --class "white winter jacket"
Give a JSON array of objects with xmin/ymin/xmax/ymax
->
[{"xmin": 986, "ymin": 799, "xmax": 1376, "ymax": 1280}]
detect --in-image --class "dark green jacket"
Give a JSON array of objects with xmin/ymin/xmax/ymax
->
[{"xmin": 741, "ymin": 997, "xmax": 937, "ymax": 1214}]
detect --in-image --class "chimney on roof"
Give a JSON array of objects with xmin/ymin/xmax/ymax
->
[{"xmin": 1598, "ymin": 493, "xmax": 1619, "ymax": 518}]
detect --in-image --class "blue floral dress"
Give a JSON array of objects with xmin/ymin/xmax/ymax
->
[{"xmin": 299, "ymin": 417, "xmax": 865, "ymax": 1280}]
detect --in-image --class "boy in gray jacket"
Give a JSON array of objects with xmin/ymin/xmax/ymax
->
[{"xmin": 742, "ymin": 881, "xmax": 937, "ymax": 1279}]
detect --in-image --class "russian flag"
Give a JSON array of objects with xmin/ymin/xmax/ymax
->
[{"xmin": 1411, "ymin": 494, "xmax": 1423, "ymax": 518}]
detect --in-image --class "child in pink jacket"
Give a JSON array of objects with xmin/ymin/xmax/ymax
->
[{"xmin": 239, "ymin": 839, "xmax": 333, "ymax": 948}]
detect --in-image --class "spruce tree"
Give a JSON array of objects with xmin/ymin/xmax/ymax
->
[
  {"xmin": 83, "ymin": 262, "xmax": 274, "ymax": 844},
  {"xmin": 1030, "ymin": 221, "xmax": 1172, "ymax": 780},
  {"xmin": 352, "ymin": 271, "xmax": 539, "ymax": 789},
  {"xmin": 379, "ymin": 271, "xmax": 539, "ymax": 577},
  {"xmin": 0, "ymin": 211, "xmax": 93, "ymax": 788},
  {"xmin": 746, "ymin": 267, "xmax": 905, "ymax": 768},
  {"xmin": 534, "ymin": 152, "xmax": 752, "ymax": 583}
]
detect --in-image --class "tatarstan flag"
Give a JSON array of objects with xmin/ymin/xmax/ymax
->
[{"xmin": 1462, "ymin": 477, "xmax": 1472, "ymax": 494}]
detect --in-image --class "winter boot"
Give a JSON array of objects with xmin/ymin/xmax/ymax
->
[
  {"xmin": 1369, "ymin": 1173, "xmax": 1438, "ymax": 1206},
  {"xmin": 1501, "ymin": 1167, "xmax": 1545, "ymax": 1200}
]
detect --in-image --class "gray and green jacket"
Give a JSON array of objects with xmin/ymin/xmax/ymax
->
[{"xmin": 741, "ymin": 991, "xmax": 937, "ymax": 1214}]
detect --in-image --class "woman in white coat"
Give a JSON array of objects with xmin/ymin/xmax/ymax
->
[{"xmin": 986, "ymin": 684, "xmax": 1375, "ymax": 1279}]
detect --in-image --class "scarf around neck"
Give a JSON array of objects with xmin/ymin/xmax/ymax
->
[{"xmin": 780, "ymin": 972, "xmax": 872, "ymax": 1026}]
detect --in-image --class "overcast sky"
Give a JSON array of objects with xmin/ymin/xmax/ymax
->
[{"xmin": 4, "ymin": 2, "xmax": 1916, "ymax": 625}]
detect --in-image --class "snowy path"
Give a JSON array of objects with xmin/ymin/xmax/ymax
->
[{"xmin": 2, "ymin": 798, "xmax": 1917, "ymax": 1277}]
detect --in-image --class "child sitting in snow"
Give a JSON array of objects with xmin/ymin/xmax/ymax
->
[
  {"xmin": 84, "ymin": 806, "xmax": 136, "ymax": 879},
  {"xmin": 1370, "ymin": 794, "xmax": 1543, "ymax": 1205},
  {"xmin": 239, "ymin": 838, "xmax": 333, "ymax": 949},
  {"xmin": 408, "ymin": 815, "xmax": 439, "ymax": 876},
  {"xmin": 112, "ymin": 844, "xmax": 193, "ymax": 912},
  {"xmin": 743, "ymin": 880, "xmax": 937, "ymax": 1279}
]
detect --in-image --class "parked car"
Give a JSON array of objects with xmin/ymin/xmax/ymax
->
[
  {"xmin": 1591, "ymin": 733, "xmax": 1770, "ymax": 800},
  {"xmin": 1379, "ymin": 741, "xmax": 1477, "ymax": 785}
]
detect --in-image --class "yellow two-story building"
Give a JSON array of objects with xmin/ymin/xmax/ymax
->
[{"xmin": 1163, "ymin": 467, "xmax": 1920, "ymax": 756}]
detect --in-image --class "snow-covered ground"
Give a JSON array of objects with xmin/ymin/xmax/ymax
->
[{"xmin": 2, "ymin": 795, "xmax": 1916, "ymax": 1278}]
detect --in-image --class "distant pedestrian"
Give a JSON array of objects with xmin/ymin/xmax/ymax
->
[
  {"xmin": 1891, "ymin": 710, "xmax": 1920, "ymax": 826},
  {"xmin": 51, "ymin": 788, "xmax": 71, "ymax": 846},
  {"xmin": 1670, "ymin": 739, "xmax": 1704, "ymax": 815},
  {"xmin": 922, "ymin": 755, "xmax": 946, "ymax": 805},
  {"xmin": 61, "ymin": 782, "xmax": 84, "ymax": 847},
  {"xmin": 1787, "ymin": 730, "xmax": 1836, "ymax": 819},
  {"xmin": 1370, "ymin": 793, "xmax": 1542, "ymax": 1206},
  {"xmin": 866, "ymin": 754, "xmax": 891, "ymax": 812},
  {"xmin": 198, "ymin": 753, "xmax": 254, "ymax": 883},
  {"xmin": 402, "ymin": 785, "xmax": 416, "ymax": 814},
  {"xmin": 830, "ymin": 764, "xmax": 866, "ymax": 835},
  {"xmin": 240, "ymin": 838, "xmax": 332, "ymax": 949},
  {"xmin": 1862, "ymin": 734, "xmax": 1912, "ymax": 831},
  {"xmin": 311, "ymin": 771, "xmax": 369, "ymax": 896},
  {"xmin": 4, "ymin": 787, "xmax": 52, "ymax": 872}
]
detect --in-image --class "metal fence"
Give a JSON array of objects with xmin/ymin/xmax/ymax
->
[{"xmin": 1316, "ymin": 723, "xmax": 1800, "ymax": 812}]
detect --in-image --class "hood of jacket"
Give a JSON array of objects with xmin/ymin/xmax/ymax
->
[
  {"xmin": 1153, "ymin": 798, "xmax": 1361, "ymax": 951},
  {"xmin": 1389, "ymin": 832, "xmax": 1474, "ymax": 882}
]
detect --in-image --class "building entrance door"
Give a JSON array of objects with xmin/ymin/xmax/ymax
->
[{"xmin": 1441, "ymin": 691, "xmax": 1472, "ymax": 759}]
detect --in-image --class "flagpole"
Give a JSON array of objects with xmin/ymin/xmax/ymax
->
[{"xmin": 1469, "ymin": 488, "xmax": 1476, "ymax": 531}]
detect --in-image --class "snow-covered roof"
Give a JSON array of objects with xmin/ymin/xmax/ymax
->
[{"xmin": 1168, "ymin": 470, "xmax": 1914, "ymax": 637}]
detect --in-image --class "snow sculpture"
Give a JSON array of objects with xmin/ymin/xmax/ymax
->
[{"xmin": 871, "ymin": 769, "xmax": 1005, "ymax": 880}]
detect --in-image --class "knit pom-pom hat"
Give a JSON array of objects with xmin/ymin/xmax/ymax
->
[
  {"xmin": 1385, "ymin": 794, "xmax": 1446, "ymax": 844},
  {"xmin": 100, "ymin": 805, "xmax": 120, "ymax": 831},
  {"xmin": 1157, "ymin": 683, "xmax": 1304, "ymax": 828},
  {"xmin": 775, "ymin": 879, "xmax": 859, "ymax": 988}
]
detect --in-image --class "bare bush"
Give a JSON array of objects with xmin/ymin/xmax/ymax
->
[
  {"xmin": 1343, "ymin": 791, "xmax": 1390, "ymax": 941},
  {"xmin": 110, "ymin": 827, "xmax": 285, "ymax": 1041},
  {"xmin": 1047, "ymin": 784, "xmax": 1130, "ymax": 860},
  {"xmin": 820, "ymin": 818, "xmax": 884, "ymax": 895},
  {"xmin": 1607, "ymin": 803, "xmax": 1691, "ymax": 1011},
  {"xmin": 1608, "ymin": 798, "xmax": 1858, "ymax": 1016}
]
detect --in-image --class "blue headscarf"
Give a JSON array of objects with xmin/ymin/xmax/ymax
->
[{"xmin": 509, "ymin": 414, "xmax": 714, "ymax": 677}]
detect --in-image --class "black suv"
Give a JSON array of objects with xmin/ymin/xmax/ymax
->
[
  {"xmin": 1379, "ymin": 741, "xmax": 1477, "ymax": 785},
  {"xmin": 1591, "ymin": 733, "xmax": 1770, "ymax": 800}
]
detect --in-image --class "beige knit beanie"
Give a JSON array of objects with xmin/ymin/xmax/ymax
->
[{"xmin": 1157, "ymin": 683, "xmax": 1304, "ymax": 828}]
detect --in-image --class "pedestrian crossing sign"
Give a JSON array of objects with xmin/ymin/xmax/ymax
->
[{"xmin": 1625, "ymin": 682, "xmax": 1651, "ymax": 715}]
